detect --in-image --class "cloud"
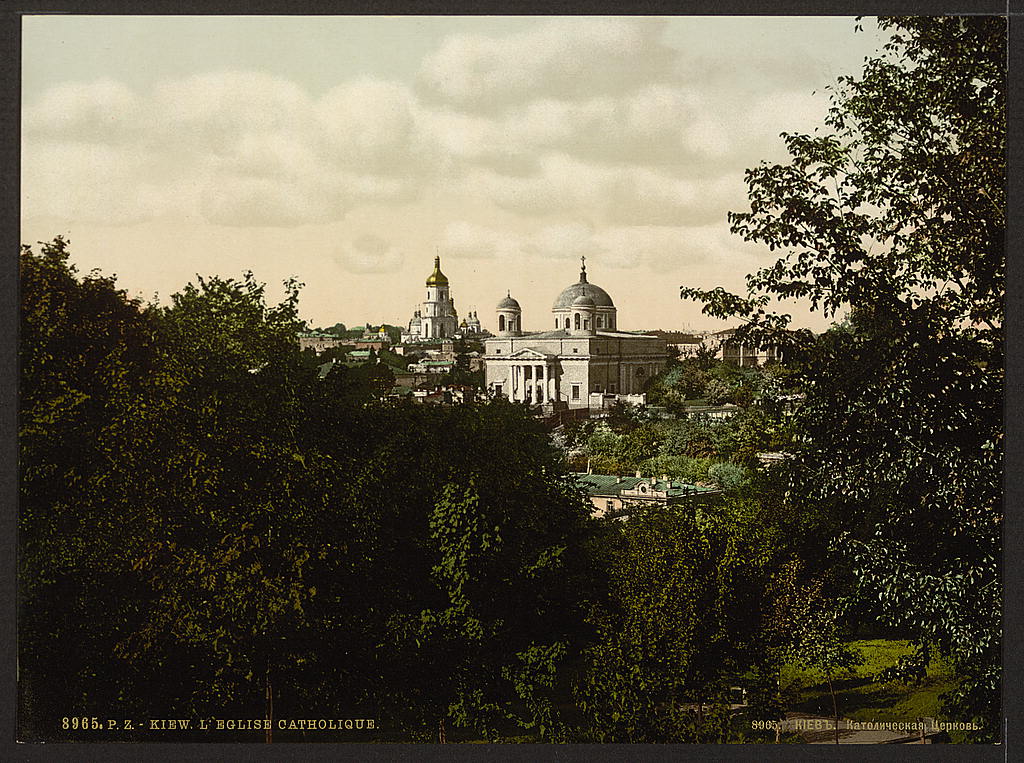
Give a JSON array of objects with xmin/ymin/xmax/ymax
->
[
  {"xmin": 334, "ymin": 233, "xmax": 405, "ymax": 274},
  {"xmin": 315, "ymin": 79, "xmax": 443, "ymax": 176},
  {"xmin": 23, "ymin": 71, "xmax": 433, "ymax": 228},
  {"xmin": 20, "ymin": 22, "xmax": 837, "ymax": 232},
  {"xmin": 440, "ymin": 218, "xmax": 764, "ymax": 278},
  {"xmin": 464, "ymin": 154, "xmax": 743, "ymax": 227},
  {"xmin": 442, "ymin": 220, "xmax": 520, "ymax": 260},
  {"xmin": 417, "ymin": 17, "xmax": 676, "ymax": 112}
]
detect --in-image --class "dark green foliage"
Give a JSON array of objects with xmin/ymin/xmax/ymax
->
[
  {"xmin": 575, "ymin": 500, "xmax": 785, "ymax": 742},
  {"xmin": 680, "ymin": 17, "xmax": 1004, "ymax": 736},
  {"xmin": 18, "ymin": 241, "xmax": 597, "ymax": 741}
]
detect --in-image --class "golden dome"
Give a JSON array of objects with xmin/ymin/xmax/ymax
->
[{"xmin": 426, "ymin": 256, "xmax": 449, "ymax": 286}]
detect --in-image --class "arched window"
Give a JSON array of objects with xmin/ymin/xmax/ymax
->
[
  {"xmin": 574, "ymin": 313, "xmax": 581, "ymax": 330},
  {"xmin": 555, "ymin": 318, "xmax": 559, "ymax": 328},
  {"xmin": 499, "ymin": 315, "xmax": 506, "ymax": 332},
  {"xmin": 584, "ymin": 318, "xmax": 590, "ymax": 330},
  {"xmin": 565, "ymin": 317, "xmax": 570, "ymax": 329}
]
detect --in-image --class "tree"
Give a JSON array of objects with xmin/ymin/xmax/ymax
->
[
  {"xmin": 19, "ymin": 242, "xmax": 601, "ymax": 741},
  {"xmin": 574, "ymin": 502, "xmax": 783, "ymax": 743},
  {"xmin": 681, "ymin": 17, "xmax": 1004, "ymax": 737},
  {"xmin": 19, "ymin": 238, "xmax": 172, "ymax": 737}
]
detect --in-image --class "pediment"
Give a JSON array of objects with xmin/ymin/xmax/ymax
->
[{"xmin": 507, "ymin": 347, "xmax": 553, "ymax": 360}]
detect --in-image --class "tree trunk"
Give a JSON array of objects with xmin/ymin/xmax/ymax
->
[
  {"xmin": 825, "ymin": 673, "xmax": 839, "ymax": 745},
  {"xmin": 438, "ymin": 716, "xmax": 447, "ymax": 744}
]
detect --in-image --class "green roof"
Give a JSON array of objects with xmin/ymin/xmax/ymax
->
[{"xmin": 573, "ymin": 472, "xmax": 716, "ymax": 498}]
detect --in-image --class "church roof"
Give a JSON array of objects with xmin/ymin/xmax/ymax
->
[
  {"xmin": 426, "ymin": 256, "xmax": 449, "ymax": 286},
  {"xmin": 553, "ymin": 258, "xmax": 614, "ymax": 309},
  {"xmin": 497, "ymin": 293, "xmax": 521, "ymax": 310},
  {"xmin": 573, "ymin": 294, "xmax": 596, "ymax": 307}
]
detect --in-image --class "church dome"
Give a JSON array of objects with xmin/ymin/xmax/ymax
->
[
  {"xmin": 553, "ymin": 258, "xmax": 614, "ymax": 309},
  {"xmin": 497, "ymin": 293, "xmax": 521, "ymax": 310},
  {"xmin": 426, "ymin": 256, "xmax": 449, "ymax": 286},
  {"xmin": 572, "ymin": 294, "xmax": 596, "ymax": 308},
  {"xmin": 410, "ymin": 314, "xmax": 421, "ymax": 325}
]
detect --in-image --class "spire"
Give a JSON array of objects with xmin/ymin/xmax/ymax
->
[{"xmin": 579, "ymin": 255, "xmax": 588, "ymax": 283}]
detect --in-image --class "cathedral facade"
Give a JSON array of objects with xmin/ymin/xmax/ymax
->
[{"xmin": 484, "ymin": 259, "xmax": 668, "ymax": 409}]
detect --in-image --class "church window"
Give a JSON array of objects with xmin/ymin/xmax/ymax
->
[
  {"xmin": 555, "ymin": 318, "xmax": 559, "ymax": 328},
  {"xmin": 499, "ymin": 315, "xmax": 505, "ymax": 331},
  {"xmin": 495, "ymin": 348, "xmax": 501, "ymax": 354},
  {"xmin": 565, "ymin": 318, "xmax": 570, "ymax": 329},
  {"xmin": 572, "ymin": 347, "xmax": 578, "ymax": 353},
  {"xmin": 605, "ymin": 499, "xmax": 614, "ymax": 513},
  {"xmin": 495, "ymin": 384, "xmax": 503, "ymax": 396},
  {"xmin": 610, "ymin": 383, "xmax": 616, "ymax": 393},
  {"xmin": 575, "ymin": 313, "xmax": 581, "ymax": 330},
  {"xmin": 571, "ymin": 384, "xmax": 580, "ymax": 400},
  {"xmin": 584, "ymin": 319, "xmax": 590, "ymax": 330}
]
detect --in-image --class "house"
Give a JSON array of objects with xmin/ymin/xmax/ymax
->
[{"xmin": 574, "ymin": 472, "xmax": 719, "ymax": 518}]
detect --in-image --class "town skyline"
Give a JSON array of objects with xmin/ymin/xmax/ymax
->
[{"xmin": 22, "ymin": 15, "xmax": 887, "ymax": 331}]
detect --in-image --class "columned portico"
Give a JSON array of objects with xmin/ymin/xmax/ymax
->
[{"xmin": 505, "ymin": 361, "xmax": 552, "ymax": 403}]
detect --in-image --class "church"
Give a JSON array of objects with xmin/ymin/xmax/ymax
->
[
  {"xmin": 401, "ymin": 256, "xmax": 460, "ymax": 342},
  {"xmin": 484, "ymin": 258, "xmax": 668, "ymax": 409}
]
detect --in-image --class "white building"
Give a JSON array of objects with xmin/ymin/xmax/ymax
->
[
  {"xmin": 401, "ymin": 256, "xmax": 459, "ymax": 342},
  {"xmin": 484, "ymin": 258, "xmax": 668, "ymax": 410}
]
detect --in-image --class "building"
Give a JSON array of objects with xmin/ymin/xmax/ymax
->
[
  {"xmin": 574, "ymin": 472, "xmax": 719, "ymax": 517},
  {"xmin": 298, "ymin": 331, "xmax": 346, "ymax": 354},
  {"xmin": 459, "ymin": 311, "xmax": 485, "ymax": 337},
  {"xmin": 650, "ymin": 330, "xmax": 710, "ymax": 358},
  {"xmin": 401, "ymin": 256, "xmax": 460, "ymax": 342},
  {"xmin": 484, "ymin": 258, "xmax": 668, "ymax": 410},
  {"xmin": 715, "ymin": 328, "xmax": 781, "ymax": 367}
]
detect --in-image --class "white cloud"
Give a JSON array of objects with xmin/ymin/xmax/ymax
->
[
  {"xmin": 464, "ymin": 154, "xmax": 742, "ymax": 227},
  {"xmin": 23, "ymin": 78, "xmax": 143, "ymax": 144},
  {"xmin": 20, "ymin": 23, "xmax": 837, "ymax": 239},
  {"xmin": 442, "ymin": 220, "xmax": 520, "ymax": 260},
  {"xmin": 334, "ymin": 233, "xmax": 405, "ymax": 274},
  {"xmin": 418, "ymin": 17, "xmax": 676, "ymax": 111}
]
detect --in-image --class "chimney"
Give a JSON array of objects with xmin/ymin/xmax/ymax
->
[{"xmin": 635, "ymin": 469, "xmax": 642, "ymax": 479}]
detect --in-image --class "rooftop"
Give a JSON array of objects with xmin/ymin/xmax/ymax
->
[{"xmin": 574, "ymin": 472, "xmax": 717, "ymax": 498}]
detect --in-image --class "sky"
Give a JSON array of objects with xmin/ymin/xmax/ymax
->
[{"xmin": 21, "ymin": 15, "xmax": 888, "ymax": 333}]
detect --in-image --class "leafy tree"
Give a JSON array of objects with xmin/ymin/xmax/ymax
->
[
  {"xmin": 707, "ymin": 462, "xmax": 750, "ymax": 492},
  {"xmin": 574, "ymin": 503, "xmax": 781, "ymax": 742},
  {"xmin": 20, "ymin": 241, "xmax": 600, "ymax": 743},
  {"xmin": 704, "ymin": 377, "xmax": 733, "ymax": 406},
  {"xmin": 19, "ymin": 237, "xmax": 171, "ymax": 737},
  {"xmin": 681, "ymin": 17, "xmax": 1004, "ymax": 736}
]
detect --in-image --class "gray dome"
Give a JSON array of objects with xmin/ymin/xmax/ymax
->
[
  {"xmin": 554, "ymin": 281, "xmax": 613, "ymax": 309},
  {"xmin": 572, "ymin": 294, "xmax": 596, "ymax": 307},
  {"xmin": 497, "ymin": 294, "xmax": 521, "ymax": 310}
]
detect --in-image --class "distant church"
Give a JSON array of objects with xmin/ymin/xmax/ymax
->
[
  {"xmin": 401, "ymin": 256, "xmax": 462, "ymax": 342},
  {"xmin": 484, "ymin": 258, "xmax": 668, "ymax": 409}
]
